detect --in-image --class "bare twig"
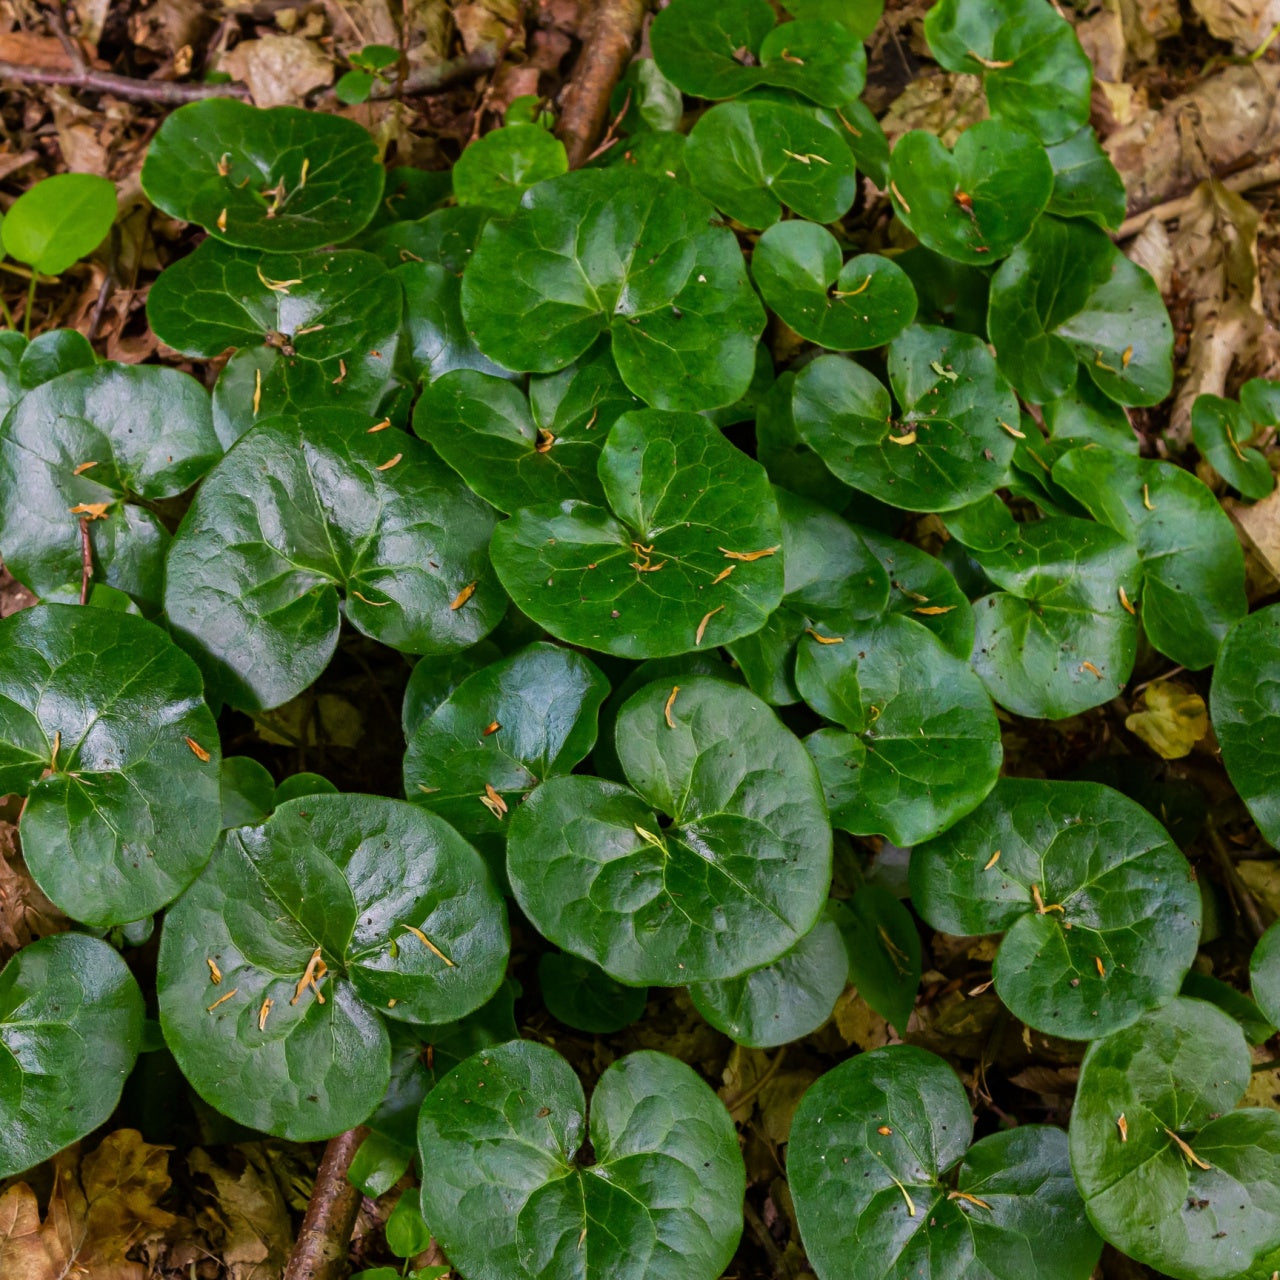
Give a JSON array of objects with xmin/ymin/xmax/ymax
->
[
  {"xmin": 283, "ymin": 1126, "xmax": 368, "ymax": 1280},
  {"xmin": 0, "ymin": 59, "xmax": 248, "ymax": 103},
  {"xmin": 376, "ymin": 48, "xmax": 499, "ymax": 99},
  {"xmin": 78, "ymin": 517, "xmax": 92, "ymax": 605},
  {"xmin": 555, "ymin": 0, "xmax": 647, "ymax": 169},
  {"xmin": 1206, "ymin": 823, "xmax": 1269, "ymax": 942},
  {"xmin": 585, "ymin": 87, "xmax": 632, "ymax": 163},
  {"xmin": 43, "ymin": 2, "xmax": 86, "ymax": 75},
  {"xmin": 1117, "ymin": 155, "xmax": 1280, "ymax": 239},
  {"xmin": 467, "ymin": 7, "xmax": 526, "ymax": 145}
]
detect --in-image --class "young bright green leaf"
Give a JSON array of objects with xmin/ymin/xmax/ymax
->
[
  {"xmin": 0, "ymin": 605, "xmax": 221, "ymax": 926},
  {"xmin": 650, "ymin": 0, "xmax": 866, "ymax": 106},
  {"xmin": 0, "ymin": 933, "xmax": 144, "ymax": 1178},
  {"xmin": 791, "ymin": 326, "xmax": 1019, "ymax": 511},
  {"xmin": 971, "ymin": 517, "xmax": 1141, "ymax": 718},
  {"xmin": 507, "ymin": 678, "xmax": 831, "ymax": 984},
  {"xmin": 911, "ymin": 778, "xmax": 1200, "ymax": 1039},
  {"xmin": 461, "ymin": 169, "xmax": 763, "ymax": 411},
  {"xmin": 988, "ymin": 216, "xmax": 1174, "ymax": 406},
  {"xmin": 792, "ymin": 1045, "xmax": 1100, "ymax": 1280},
  {"xmin": 1070, "ymin": 999, "xmax": 1280, "ymax": 1280},
  {"xmin": 1043, "ymin": 367, "xmax": 1139, "ymax": 453},
  {"xmin": 782, "ymin": 0, "xmax": 883, "ymax": 38},
  {"xmin": 164, "ymin": 410, "xmax": 502, "ymax": 711},
  {"xmin": 1054, "ymin": 448, "xmax": 1247, "ymax": 669},
  {"xmin": 1, "ymin": 172, "xmax": 115, "ymax": 274},
  {"xmin": 1251, "ymin": 921, "xmax": 1280, "ymax": 1030},
  {"xmin": 1046, "ymin": 126, "xmax": 1128, "ymax": 230},
  {"xmin": 141, "ymin": 99, "xmax": 384, "ymax": 251},
  {"xmin": 334, "ymin": 70, "xmax": 376, "ymax": 105},
  {"xmin": 539, "ymin": 952, "xmax": 648, "ymax": 1034},
  {"xmin": 1191, "ymin": 393, "xmax": 1274, "ymax": 500},
  {"xmin": 888, "ymin": 120, "xmax": 1053, "ymax": 264},
  {"xmin": 612, "ymin": 58, "xmax": 684, "ymax": 134},
  {"xmin": 1211, "ymin": 604, "xmax": 1280, "ymax": 849},
  {"xmin": 798, "ymin": 613, "xmax": 1002, "ymax": 846},
  {"xmin": 1241, "ymin": 376, "xmax": 1280, "ymax": 426},
  {"xmin": 386, "ymin": 1190, "xmax": 433, "ymax": 1260},
  {"xmin": 924, "ymin": 0, "xmax": 1093, "ymax": 143},
  {"xmin": 158, "ymin": 794, "xmax": 509, "ymax": 1140},
  {"xmin": 830, "ymin": 885, "xmax": 921, "ymax": 1032},
  {"xmin": 689, "ymin": 913, "xmax": 847, "ymax": 1047},
  {"xmin": 418, "ymin": 1042, "xmax": 744, "ymax": 1280},
  {"xmin": 453, "ymin": 124, "xmax": 568, "ymax": 215},
  {"xmin": 751, "ymin": 222, "xmax": 917, "ymax": 350},
  {"xmin": 0, "ymin": 362, "xmax": 220, "ymax": 608},
  {"xmin": 686, "ymin": 100, "xmax": 856, "ymax": 228},
  {"xmin": 490, "ymin": 409, "xmax": 783, "ymax": 658}
]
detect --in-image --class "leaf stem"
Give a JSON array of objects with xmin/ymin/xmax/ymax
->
[{"xmin": 22, "ymin": 271, "xmax": 36, "ymax": 339}]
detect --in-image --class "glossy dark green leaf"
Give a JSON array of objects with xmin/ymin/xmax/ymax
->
[
  {"xmin": 491, "ymin": 409, "xmax": 783, "ymax": 658},
  {"xmin": 1211, "ymin": 604, "xmax": 1280, "ymax": 849},
  {"xmin": 418, "ymin": 1041, "xmax": 744, "ymax": 1280},
  {"xmin": 141, "ymin": 99, "xmax": 384, "ymax": 251},
  {"xmin": 539, "ymin": 952, "xmax": 647, "ymax": 1034},
  {"xmin": 404, "ymin": 642, "xmax": 609, "ymax": 859},
  {"xmin": 798, "ymin": 613, "xmax": 1001, "ymax": 846},
  {"xmin": 612, "ymin": 58, "xmax": 684, "ymax": 134},
  {"xmin": 755, "ymin": 372, "xmax": 856, "ymax": 510},
  {"xmin": 690, "ymin": 913, "xmax": 846, "ymax": 1047},
  {"xmin": 1054, "ymin": 448, "xmax": 1247, "ymax": 669},
  {"xmin": 17, "ymin": 328, "xmax": 96, "ymax": 387},
  {"xmin": 461, "ymin": 168, "xmax": 765, "ymax": 412},
  {"xmin": 888, "ymin": 120, "xmax": 1053, "ymax": 264},
  {"xmin": 1181, "ymin": 972, "xmax": 1274, "ymax": 1046},
  {"xmin": 924, "ymin": 0, "xmax": 1093, "ymax": 143},
  {"xmin": 831, "ymin": 885, "xmax": 921, "ymax": 1032},
  {"xmin": 401, "ymin": 642, "xmax": 503, "ymax": 740},
  {"xmin": 988, "ymin": 216, "xmax": 1174, "ymax": 406},
  {"xmin": 158, "ymin": 794, "xmax": 509, "ymax": 1140},
  {"xmin": 274, "ymin": 772, "xmax": 337, "ymax": 804},
  {"xmin": 1191, "ymin": 394, "xmax": 1274, "ymax": 501},
  {"xmin": 1251, "ymin": 921, "xmax": 1280, "ymax": 1030},
  {"xmin": 650, "ymin": 0, "xmax": 866, "ymax": 106},
  {"xmin": 898, "ymin": 246, "xmax": 990, "ymax": 335},
  {"xmin": 0, "ymin": 331, "xmax": 26, "ymax": 420},
  {"xmin": 943, "ymin": 492, "xmax": 1020, "ymax": 554},
  {"xmin": 220, "ymin": 755, "xmax": 276, "ymax": 829},
  {"xmin": 0, "ymin": 605, "xmax": 221, "ymax": 926},
  {"xmin": 827, "ymin": 97, "xmax": 889, "ymax": 186},
  {"xmin": 792, "ymin": 326, "xmax": 1019, "ymax": 511},
  {"xmin": 686, "ymin": 100, "xmax": 856, "ymax": 228},
  {"xmin": 0, "ymin": 362, "xmax": 220, "ymax": 608},
  {"xmin": 971, "ymin": 517, "xmax": 1141, "ymax": 718},
  {"xmin": 395, "ymin": 260, "xmax": 508, "ymax": 386},
  {"xmin": 452, "ymin": 124, "xmax": 568, "ymax": 215},
  {"xmin": 1046, "ymin": 126, "xmax": 1128, "ymax": 230},
  {"xmin": 1070, "ymin": 998, "xmax": 1280, "ymax": 1280},
  {"xmin": 1043, "ymin": 368, "xmax": 1138, "ymax": 453},
  {"xmin": 364, "ymin": 205, "xmax": 489, "ymax": 272},
  {"xmin": 1, "ymin": 173, "xmax": 115, "ymax": 274},
  {"xmin": 164, "ymin": 410, "xmax": 502, "ymax": 711},
  {"xmin": 911, "ymin": 778, "xmax": 1200, "ymax": 1038},
  {"xmin": 792, "ymin": 1044, "xmax": 1100, "ymax": 1280},
  {"xmin": 0, "ymin": 933, "xmax": 145, "ymax": 1178},
  {"xmin": 507, "ymin": 678, "xmax": 832, "ymax": 984},
  {"xmin": 751, "ymin": 222, "xmax": 917, "ymax": 350}
]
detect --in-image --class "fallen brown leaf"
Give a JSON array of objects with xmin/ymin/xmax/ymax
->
[
  {"xmin": 1125, "ymin": 680, "xmax": 1210, "ymax": 759},
  {"xmin": 220, "ymin": 35, "xmax": 333, "ymax": 108},
  {"xmin": 188, "ymin": 1145, "xmax": 294, "ymax": 1280}
]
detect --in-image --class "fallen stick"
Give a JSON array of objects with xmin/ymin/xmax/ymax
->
[
  {"xmin": 283, "ymin": 1126, "xmax": 369, "ymax": 1280},
  {"xmin": 0, "ymin": 59, "xmax": 247, "ymax": 103},
  {"xmin": 1117, "ymin": 156, "xmax": 1280, "ymax": 239}
]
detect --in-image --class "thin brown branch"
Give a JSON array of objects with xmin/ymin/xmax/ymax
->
[
  {"xmin": 77, "ymin": 517, "xmax": 92, "ymax": 605},
  {"xmin": 1117, "ymin": 155, "xmax": 1280, "ymax": 239},
  {"xmin": 376, "ymin": 48, "xmax": 499, "ymax": 99},
  {"xmin": 283, "ymin": 1126, "xmax": 368, "ymax": 1280},
  {"xmin": 0, "ymin": 60, "xmax": 248, "ymax": 102},
  {"xmin": 556, "ymin": 0, "xmax": 647, "ymax": 169},
  {"xmin": 1206, "ymin": 823, "xmax": 1269, "ymax": 942},
  {"xmin": 585, "ymin": 86, "xmax": 631, "ymax": 163}
]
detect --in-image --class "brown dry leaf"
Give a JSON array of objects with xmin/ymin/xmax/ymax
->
[
  {"xmin": 1191, "ymin": 0, "xmax": 1280, "ymax": 51},
  {"xmin": 719, "ymin": 1045, "xmax": 775, "ymax": 1124},
  {"xmin": 1243, "ymin": 1062, "xmax": 1280, "ymax": 1109},
  {"xmin": 253, "ymin": 692, "xmax": 363, "ymax": 747},
  {"xmin": 1007, "ymin": 1065, "xmax": 1080, "ymax": 1098},
  {"xmin": 0, "ymin": 1184, "xmax": 57, "ymax": 1280},
  {"xmin": 1238, "ymin": 860, "xmax": 1280, "ymax": 919},
  {"xmin": 831, "ymin": 986, "xmax": 892, "ymax": 1051},
  {"xmin": 1127, "ymin": 217, "xmax": 1174, "ymax": 294},
  {"xmin": 452, "ymin": 0, "xmax": 525, "ymax": 54},
  {"xmin": 0, "ymin": 819, "xmax": 68, "ymax": 963},
  {"xmin": 879, "ymin": 73, "xmax": 987, "ymax": 148},
  {"xmin": 757, "ymin": 1070, "xmax": 816, "ymax": 1147},
  {"xmin": 188, "ymin": 1145, "xmax": 294, "ymax": 1280},
  {"xmin": 1118, "ymin": 0, "xmax": 1181, "ymax": 63},
  {"xmin": 221, "ymin": 35, "xmax": 334, "ymax": 108},
  {"xmin": 1075, "ymin": 3, "xmax": 1126, "ymax": 82},
  {"xmin": 1230, "ymin": 484, "xmax": 1280, "ymax": 594},
  {"xmin": 1125, "ymin": 680, "xmax": 1209, "ymax": 759}
]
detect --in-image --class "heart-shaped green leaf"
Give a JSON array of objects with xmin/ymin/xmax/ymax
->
[
  {"xmin": 797, "ymin": 613, "xmax": 1002, "ymax": 846},
  {"xmin": 1, "ymin": 173, "xmax": 115, "ymax": 274},
  {"xmin": 452, "ymin": 123, "xmax": 568, "ymax": 214},
  {"xmin": 220, "ymin": 755, "xmax": 276, "ymax": 829},
  {"xmin": 792, "ymin": 326, "xmax": 1019, "ymax": 511},
  {"xmin": 363, "ymin": 206, "xmax": 488, "ymax": 273},
  {"xmin": 418, "ymin": 1041, "xmax": 744, "ymax": 1280},
  {"xmin": 396, "ymin": 260, "xmax": 509, "ymax": 387},
  {"xmin": 164, "ymin": 410, "xmax": 502, "ymax": 711},
  {"xmin": 404, "ymin": 642, "xmax": 609, "ymax": 866},
  {"xmin": 1252, "ymin": 922, "xmax": 1280, "ymax": 1031},
  {"xmin": 539, "ymin": 952, "xmax": 648, "ymax": 1034},
  {"xmin": 141, "ymin": 99, "xmax": 384, "ymax": 251},
  {"xmin": 755, "ymin": 372, "xmax": 855, "ymax": 510},
  {"xmin": 460, "ymin": 168, "xmax": 765, "ymax": 412},
  {"xmin": 1043, "ymin": 368, "xmax": 1139, "ymax": 453},
  {"xmin": 782, "ymin": 0, "xmax": 883, "ymax": 39},
  {"xmin": 685, "ymin": 100, "xmax": 857, "ymax": 228},
  {"xmin": 988, "ymin": 216, "xmax": 1174, "ymax": 406},
  {"xmin": 1046, "ymin": 126, "xmax": 1128, "ymax": 230},
  {"xmin": 0, "ymin": 605, "xmax": 221, "ymax": 926},
  {"xmin": 888, "ymin": 120, "xmax": 1053, "ymax": 264},
  {"xmin": 650, "ymin": 0, "xmax": 866, "ymax": 106},
  {"xmin": 146, "ymin": 238, "xmax": 403, "ymax": 449},
  {"xmin": 1191, "ymin": 393, "xmax": 1274, "ymax": 501},
  {"xmin": 0, "ymin": 362, "xmax": 220, "ymax": 609},
  {"xmin": 924, "ymin": 0, "xmax": 1093, "ymax": 143},
  {"xmin": 910, "ymin": 778, "xmax": 1200, "ymax": 1039},
  {"xmin": 830, "ymin": 885, "xmax": 922, "ymax": 1032},
  {"xmin": 791, "ymin": 1044, "xmax": 1101, "ymax": 1280},
  {"xmin": 1211, "ymin": 604, "xmax": 1280, "ymax": 849},
  {"xmin": 0, "ymin": 933, "xmax": 144, "ymax": 1178},
  {"xmin": 1054, "ymin": 448, "xmax": 1247, "ymax": 669},
  {"xmin": 507, "ymin": 677, "xmax": 831, "ymax": 984},
  {"xmin": 15, "ymin": 328, "xmax": 96, "ymax": 388},
  {"xmin": 751, "ymin": 222, "xmax": 917, "ymax": 350},
  {"xmin": 1069, "ymin": 998, "xmax": 1280, "ymax": 1280},
  {"xmin": 490, "ymin": 409, "xmax": 783, "ymax": 658},
  {"xmin": 971, "ymin": 517, "xmax": 1141, "ymax": 718},
  {"xmin": 158, "ymin": 793, "xmax": 509, "ymax": 1140},
  {"xmin": 689, "ymin": 912, "xmax": 847, "ymax": 1047}
]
